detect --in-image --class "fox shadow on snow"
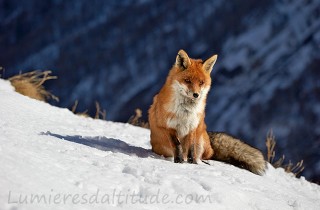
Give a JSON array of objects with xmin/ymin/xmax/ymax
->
[{"xmin": 42, "ymin": 131, "xmax": 154, "ymax": 158}]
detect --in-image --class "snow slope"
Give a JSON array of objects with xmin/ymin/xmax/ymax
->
[{"xmin": 0, "ymin": 78, "xmax": 319, "ymax": 210}]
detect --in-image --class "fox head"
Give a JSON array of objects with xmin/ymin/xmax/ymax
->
[{"xmin": 169, "ymin": 49, "xmax": 217, "ymax": 102}]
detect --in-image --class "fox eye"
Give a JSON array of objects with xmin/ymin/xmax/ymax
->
[
  {"xmin": 199, "ymin": 81, "xmax": 204, "ymax": 86},
  {"xmin": 185, "ymin": 79, "xmax": 191, "ymax": 84}
]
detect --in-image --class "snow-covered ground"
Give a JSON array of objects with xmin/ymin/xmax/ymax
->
[{"xmin": 0, "ymin": 78, "xmax": 319, "ymax": 210}]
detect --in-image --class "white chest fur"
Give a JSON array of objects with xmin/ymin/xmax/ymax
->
[{"xmin": 166, "ymin": 82, "xmax": 206, "ymax": 138}]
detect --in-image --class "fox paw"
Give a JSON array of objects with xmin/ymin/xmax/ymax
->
[{"xmin": 174, "ymin": 156, "xmax": 183, "ymax": 163}]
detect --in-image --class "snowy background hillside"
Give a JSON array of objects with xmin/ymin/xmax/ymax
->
[
  {"xmin": 0, "ymin": 0, "xmax": 320, "ymax": 182},
  {"xmin": 1, "ymin": 79, "xmax": 320, "ymax": 210}
]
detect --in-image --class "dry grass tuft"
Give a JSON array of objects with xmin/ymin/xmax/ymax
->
[
  {"xmin": 71, "ymin": 100, "xmax": 106, "ymax": 120},
  {"xmin": 94, "ymin": 101, "xmax": 106, "ymax": 120},
  {"xmin": 8, "ymin": 70, "xmax": 58, "ymax": 102},
  {"xmin": 266, "ymin": 130, "xmax": 304, "ymax": 176},
  {"xmin": 266, "ymin": 130, "xmax": 276, "ymax": 163},
  {"xmin": 71, "ymin": 100, "xmax": 90, "ymax": 117},
  {"xmin": 128, "ymin": 108, "xmax": 149, "ymax": 128}
]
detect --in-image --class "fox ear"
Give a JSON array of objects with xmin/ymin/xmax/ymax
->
[
  {"xmin": 175, "ymin": 49, "xmax": 191, "ymax": 70},
  {"xmin": 203, "ymin": 54, "xmax": 218, "ymax": 74}
]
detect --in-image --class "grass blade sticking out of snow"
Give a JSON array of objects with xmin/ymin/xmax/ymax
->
[
  {"xmin": 265, "ymin": 130, "xmax": 305, "ymax": 177},
  {"xmin": 70, "ymin": 100, "xmax": 106, "ymax": 119},
  {"xmin": 94, "ymin": 101, "xmax": 107, "ymax": 120},
  {"xmin": 128, "ymin": 108, "xmax": 149, "ymax": 128},
  {"xmin": 8, "ymin": 70, "xmax": 59, "ymax": 102},
  {"xmin": 0, "ymin": 66, "xmax": 3, "ymax": 78},
  {"xmin": 70, "ymin": 99, "xmax": 90, "ymax": 118}
]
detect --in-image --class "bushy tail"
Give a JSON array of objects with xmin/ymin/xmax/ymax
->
[{"xmin": 208, "ymin": 132, "xmax": 267, "ymax": 175}]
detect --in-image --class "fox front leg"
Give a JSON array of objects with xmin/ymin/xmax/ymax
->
[
  {"xmin": 193, "ymin": 142, "xmax": 204, "ymax": 164},
  {"xmin": 188, "ymin": 144, "xmax": 210, "ymax": 165},
  {"xmin": 171, "ymin": 135, "xmax": 183, "ymax": 163},
  {"xmin": 187, "ymin": 144, "xmax": 194, "ymax": 163}
]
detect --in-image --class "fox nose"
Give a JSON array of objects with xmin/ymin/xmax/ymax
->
[{"xmin": 193, "ymin": 93, "xmax": 199, "ymax": 98}]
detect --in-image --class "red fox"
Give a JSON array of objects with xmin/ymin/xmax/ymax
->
[{"xmin": 148, "ymin": 49, "xmax": 266, "ymax": 175}]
